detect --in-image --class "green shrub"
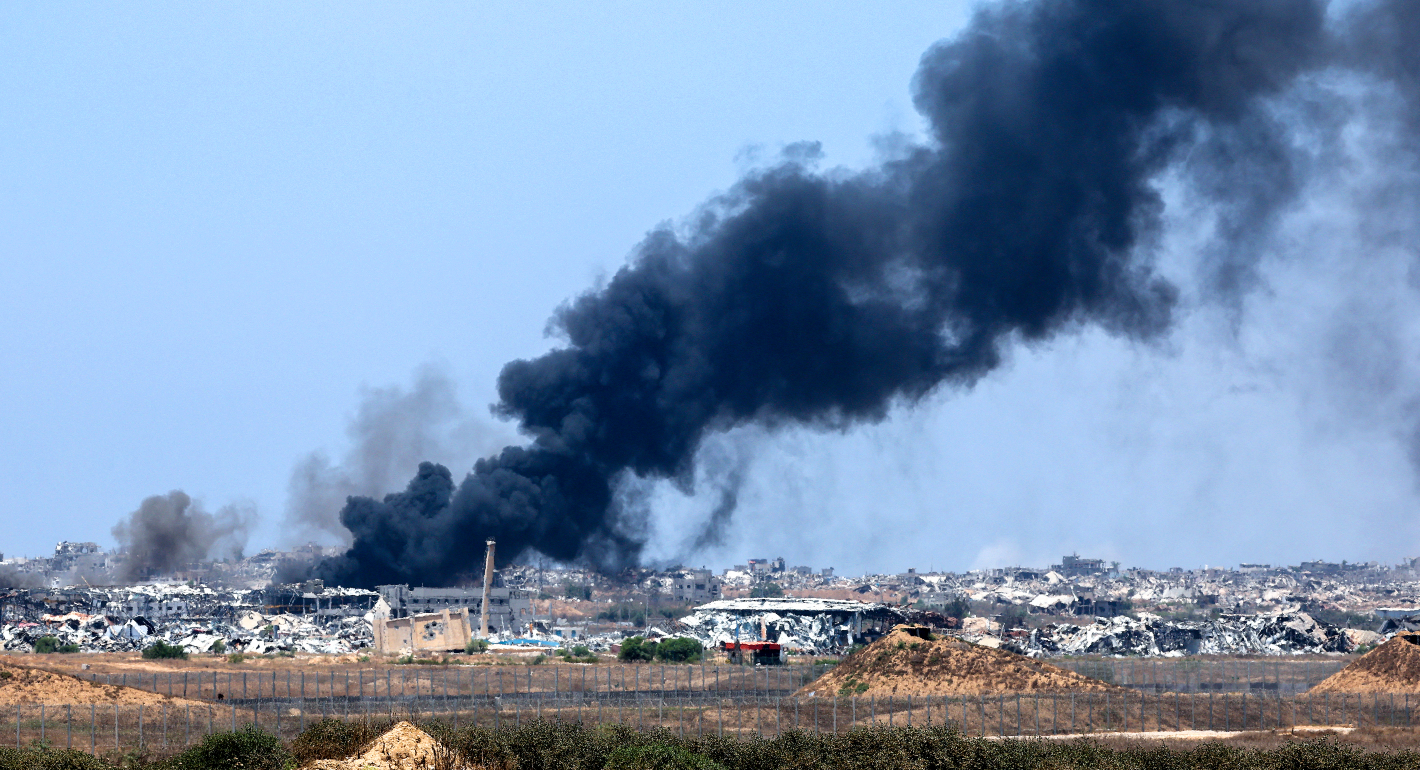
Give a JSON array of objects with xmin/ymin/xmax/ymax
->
[
  {"xmin": 655, "ymin": 637, "xmax": 703, "ymax": 663},
  {"xmin": 226, "ymin": 653, "xmax": 245, "ymax": 664},
  {"xmin": 57, "ymin": 644, "xmax": 80, "ymax": 654},
  {"xmin": 210, "ymin": 639, "xmax": 226, "ymax": 654},
  {"xmin": 290, "ymin": 718, "xmax": 391, "ymax": 765},
  {"xmin": 0, "ymin": 744, "xmax": 111, "ymax": 769},
  {"xmin": 606, "ymin": 743, "xmax": 727, "ymax": 770},
  {"xmin": 32, "ymin": 636, "xmax": 59, "ymax": 654},
  {"xmin": 749, "ymin": 582, "xmax": 784, "ymax": 599},
  {"xmin": 159, "ymin": 724, "xmax": 291, "ymax": 770},
  {"xmin": 466, "ymin": 638, "xmax": 490, "ymax": 654},
  {"xmin": 141, "ymin": 640, "xmax": 188, "ymax": 660},
  {"xmin": 618, "ymin": 636, "xmax": 656, "ymax": 662}
]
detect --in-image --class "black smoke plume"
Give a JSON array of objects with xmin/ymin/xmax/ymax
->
[
  {"xmin": 314, "ymin": 0, "xmax": 1396, "ymax": 588},
  {"xmin": 284, "ymin": 365, "xmax": 507, "ymax": 546},
  {"xmin": 112, "ymin": 491, "xmax": 254, "ymax": 582}
]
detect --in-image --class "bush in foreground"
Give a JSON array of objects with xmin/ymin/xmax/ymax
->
[
  {"xmin": 618, "ymin": 636, "xmax": 656, "ymax": 662},
  {"xmin": 141, "ymin": 640, "xmax": 188, "ymax": 660},
  {"xmin": 14, "ymin": 716, "xmax": 1420, "ymax": 769},
  {"xmin": 655, "ymin": 637, "xmax": 704, "ymax": 663},
  {"xmin": 290, "ymin": 718, "xmax": 391, "ymax": 765},
  {"xmin": 0, "ymin": 745, "xmax": 111, "ymax": 770},
  {"xmin": 157, "ymin": 724, "xmax": 291, "ymax": 770}
]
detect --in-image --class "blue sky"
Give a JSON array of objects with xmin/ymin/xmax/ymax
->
[{"xmin": 4, "ymin": 2, "xmax": 1420, "ymax": 575}]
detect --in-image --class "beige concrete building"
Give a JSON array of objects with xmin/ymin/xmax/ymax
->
[{"xmin": 373, "ymin": 607, "xmax": 472, "ymax": 654}]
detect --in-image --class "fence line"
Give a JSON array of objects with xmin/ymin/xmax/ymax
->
[
  {"xmin": 85, "ymin": 663, "xmax": 833, "ymax": 702},
  {"xmin": 11, "ymin": 691, "xmax": 1416, "ymax": 756},
  {"xmin": 1056, "ymin": 657, "xmax": 1348, "ymax": 694},
  {"xmin": 85, "ymin": 658, "xmax": 1352, "ymax": 703}
]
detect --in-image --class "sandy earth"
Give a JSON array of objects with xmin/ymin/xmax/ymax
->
[
  {"xmin": 1313, "ymin": 634, "xmax": 1420, "ymax": 694},
  {"xmin": 800, "ymin": 626, "xmax": 1123, "ymax": 698},
  {"xmin": 0, "ymin": 658, "xmax": 205, "ymax": 706},
  {"xmin": 307, "ymin": 721, "xmax": 467, "ymax": 770}
]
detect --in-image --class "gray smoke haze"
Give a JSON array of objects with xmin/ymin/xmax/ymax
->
[
  {"xmin": 112, "ymin": 491, "xmax": 254, "ymax": 582},
  {"xmin": 284, "ymin": 365, "xmax": 507, "ymax": 545},
  {"xmin": 0, "ymin": 564, "xmax": 44, "ymax": 589},
  {"xmin": 309, "ymin": 0, "xmax": 1420, "ymax": 586}
]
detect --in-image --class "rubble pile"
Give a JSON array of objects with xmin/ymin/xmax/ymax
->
[
  {"xmin": 0, "ymin": 608, "xmax": 375, "ymax": 655},
  {"xmin": 678, "ymin": 598, "xmax": 907, "ymax": 654},
  {"xmin": 1007, "ymin": 612, "xmax": 1353, "ymax": 658},
  {"xmin": 0, "ymin": 583, "xmax": 377, "ymax": 655},
  {"xmin": 799, "ymin": 625, "xmax": 1120, "ymax": 698},
  {"xmin": 1312, "ymin": 634, "xmax": 1420, "ymax": 693}
]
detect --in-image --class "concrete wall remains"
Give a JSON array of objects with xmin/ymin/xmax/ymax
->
[{"xmin": 373, "ymin": 607, "xmax": 472, "ymax": 655}]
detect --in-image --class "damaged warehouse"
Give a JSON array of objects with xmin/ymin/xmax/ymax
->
[
  {"xmin": 0, "ymin": 583, "xmax": 380, "ymax": 655},
  {"xmin": 678, "ymin": 598, "xmax": 908, "ymax": 655}
]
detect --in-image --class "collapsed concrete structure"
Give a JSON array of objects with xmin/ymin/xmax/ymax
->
[
  {"xmin": 0, "ymin": 583, "xmax": 379, "ymax": 654},
  {"xmin": 372, "ymin": 607, "xmax": 472, "ymax": 655},
  {"xmin": 679, "ymin": 598, "xmax": 907, "ymax": 655},
  {"xmin": 1006, "ymin": 611, "xmax": 1354, "ymax": 658},
  {"xmin": 375, "ymin": 584, "xmax": 533, "ymax": 637}
]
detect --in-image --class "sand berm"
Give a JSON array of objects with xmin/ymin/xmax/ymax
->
[{"xmin": 797, "ymin": 625, "xmax": 1122, "ymax": 698}]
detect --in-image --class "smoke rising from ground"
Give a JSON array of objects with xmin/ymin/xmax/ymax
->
[
  {"xmin": 284, "ymin": 366, "xmax": 508, "ymax": 546},
  {"xmin": 112, "ymin": 491, "xmax": 254, "ymax": 582},
  {"xmin": 313, "ymin": 0, "xmax": 1420, "ymax": 587}
]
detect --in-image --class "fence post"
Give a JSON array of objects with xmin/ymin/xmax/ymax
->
[{"xmin": 90, "ymin": 704, "xmax": 95, "ymax": 756}]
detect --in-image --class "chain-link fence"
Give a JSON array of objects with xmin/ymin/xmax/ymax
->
[
  {"xmin": 85, "ymin": 658, "xmax": 1353, "ymax": 702},
  {"xmin": 81, "ymin": 663, "xmax": 832, "ymax": 702},
  {"xmin": 11, "ymin": 690, "xmax": 1420, "ymax": 756}
]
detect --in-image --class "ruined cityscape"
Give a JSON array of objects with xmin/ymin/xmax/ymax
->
[
  {"xmin": 11, "ymin": 0, "xmax": 1420, "ymax": 764},
  {"xmin": 4, "ymin": 539, "xmax": 1416, "ymax": 661}
]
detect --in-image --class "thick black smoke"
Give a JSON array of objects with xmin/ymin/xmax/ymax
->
[
  {"xmin": 113, "ymin": 491, "xmax": 254, "ymax": 582},
  {"xmin": 315, "ymin": 0, "xmax": 1372, "ymax": 588},
  {"xmin": 284, "ymin": 365, "xmax": 506, "ymax": 546}
]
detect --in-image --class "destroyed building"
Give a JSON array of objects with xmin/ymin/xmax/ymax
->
[
  {"xmin": 375, "ymin": 584, "xmax": 533, "ymax": 637},
  {"xmin": 1007, "ymin": 611, "xmax": 1354, "ymax": 658},
  {"xmin": 372, "ymin": 607, "xmax": 472, "ymax": 654},
  {"xmin": 671, "ymin": 569, "xmax": 722, "ymax": 603},
  {"xmin": 679, "ymin": 597, "xmax": 906, "ymax": 655}
]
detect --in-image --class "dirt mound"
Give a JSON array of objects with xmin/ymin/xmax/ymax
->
[
  {"xmin": 1312, "ymin": 634, "xmax": 1420, "ymax": 693},
  {"xmin": 0, "ymin": 658, "xmax": 203, "ymax": 706},
  {"xmin": 308, "ymin": 721, "xmax": 464, "ymax": 770},
  {"xmin": 798, "ymin": 625, "xmax": 1122, "ymax": 698}
]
